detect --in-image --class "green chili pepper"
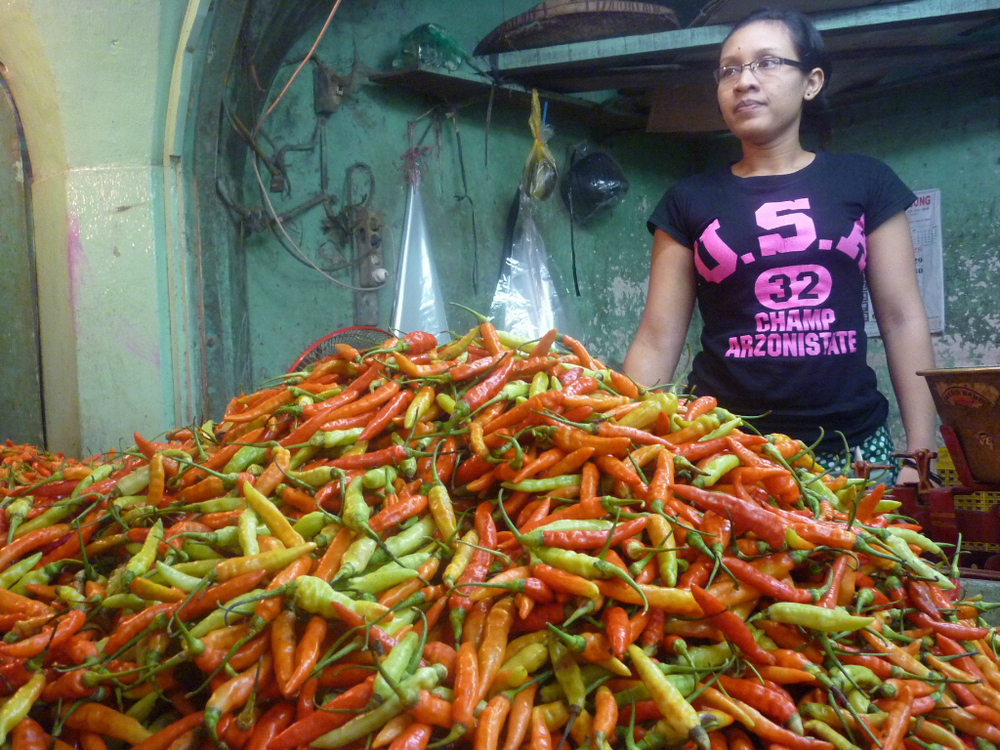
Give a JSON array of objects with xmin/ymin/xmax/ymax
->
[
  {"xmin": 169, "ymin": 558, "xmax": 220, "ymax": 578},
  {"xmin": 0, "ymin": 672, "xmax": 45, "ymax": 745},
  {"xmin": 155, "ymin": 561, "xmax": 204, "ymax": 593},
  {"xmin": 804, "ymin": 720, "xmax": 864, "ymax": 750},
  {"xmin": 886, "ymin": 526, "xmax": 946, "ymax": 560},
  {"xmin": 362, "ymin": 466, "xmax": 397, "ymax": 490},
  {"xmin": 332, "ymin": 535, "xmax": 379, "ymax": 583},
  {"xmin": 764, "ymin": 602, "xmax": 874, "ymax": 632},
  {"xmin": 549, "ymin": 636, "xmax": 586, "ymax": 719},
  {"xmin": 115, "ymin": 465, "xmax": 151, "ymax": 496},
  {"xmin": 292, "ymin": 575, "xmax": 387, "ymax": 622},
  {"xmin": 882, "ymin": 533, "xmax": 954, "ymax": 590},
  {"xmin": 292, "ymin": 511, "xmax": 334, "ymax": 541},
  {"xmin": 309, "ymin": 427, "xmax": 364, "ymax": 448},
  {"xmin": 692, "ymin": 454, "xmax": 741, "ymax": 488},
  {"xmin": 187, "ymin": 495, "xmax": 243, "ymax": 514},
  {"xmin": 501, "ymin": 474, "xmax": 582, "ymax": 493},
  {"xmin": 367, "ymin": 515, "xmax": 437, "ymax": 568},
  {"xmin": 188, "ymin": 588, "xmax": 268, "ymax": 637},
  {"xmin": 11, "ymin": 559, "xmax": 75, "ymax": 596},
  {"xmin": 342, "ymin": 477, "xmax": 370, "ymax": 535},
  {"xmin": 100, "ymin": 593, "xmax": 148, "ymax": 611},
  {"xmin": 346, "ymin": 550, "xmax": 433, "ymax": 595},
  {"xmin": 285, "ymin": 464, "xmax": 340, "ymax": 488},
  {"xmin": 372, "ymin": 630, "xmax": 421, "ymax": 704},
  {"xmin": 310, "ymin": 665, "xmax": 447, "ymax": 749},
  {"xmin": 529, "ymin": 370, "xmax": 550, "ymax": 398},
  {"xmin": 222, "ymin": 444, "xmax": 268, "ymax": 475},
  {"xmin": 4, "ymin": 497, "xmax": 33, "ymax": 544},
  {"xmin": 238, "ymin": 508, "xmax": 260, "ymax": 556},
  {"xmin": 0, "ymin": 551, "xmax": 42, "ymax": 589}
]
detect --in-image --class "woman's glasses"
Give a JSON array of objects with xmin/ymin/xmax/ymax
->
[{"xmin": 714, "ymin": 56, "xmax": 810, "ymax": 85}]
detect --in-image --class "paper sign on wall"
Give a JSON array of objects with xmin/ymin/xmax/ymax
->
[{"xmin": 863, "ymin": 188, "xmax": 945, "ymax": 336}]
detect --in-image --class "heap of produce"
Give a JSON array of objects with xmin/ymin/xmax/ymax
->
[{"xmin": 1, "ymin": 321, "xmax": 998, "ymax": 750}]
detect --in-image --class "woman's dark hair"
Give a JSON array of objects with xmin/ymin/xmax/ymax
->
[{"xmin": 725, "ymin": 7, "xmax": 833, "ymax": 140}]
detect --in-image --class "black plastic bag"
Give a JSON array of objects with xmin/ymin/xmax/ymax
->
[{"xmin": 560, "ymin": 145, "xmax": 629, "ymax": 223}]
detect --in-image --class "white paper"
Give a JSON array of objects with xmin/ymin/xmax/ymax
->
[{"xmin": 864, "ymin": 188, "xmax": 945, "ymax": 336}]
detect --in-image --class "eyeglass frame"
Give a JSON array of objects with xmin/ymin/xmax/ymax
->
[{"xmin": 713, "ymin": 56, "xmax": 812, "ymax": 85}]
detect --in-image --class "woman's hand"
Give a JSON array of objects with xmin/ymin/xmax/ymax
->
[
  {"xmin": 866, "ymin": 211, "xmax": 938, "ymax": 457},
  {"xmin": 623, "ymin": 229, "xmax": 697, "ymax": 388}
]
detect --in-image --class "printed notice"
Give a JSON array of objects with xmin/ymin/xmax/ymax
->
[{"xmin": 863, "ymin": 189, "xmax": 945, "ymax": 336}]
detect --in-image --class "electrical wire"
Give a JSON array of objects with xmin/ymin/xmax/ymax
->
[
  {"xmin": 251, "ymin": 155, "xmax": 386, "ymax": 292},
  {"xmin": 256, "ymin": 0, "xmax": 344, "ymax": 134}
]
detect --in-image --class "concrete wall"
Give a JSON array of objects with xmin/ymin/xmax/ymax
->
[{"xmin": 0, "ymin": 0, "xmax": 191, "ymax": 456}]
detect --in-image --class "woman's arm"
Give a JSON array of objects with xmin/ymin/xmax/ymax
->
[
  {"xmin": 623, "ymin": 229, "xmax": 698, "ymax": 388},
  {"xmin": 865, "ymin": 211, "xmax": 938, "ymax": 459}
]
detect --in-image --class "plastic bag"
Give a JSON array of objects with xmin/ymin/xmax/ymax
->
[
  {"xmin": 560, "ymin": 145, "xmax": 629, "ymax": 223},
  {"xmin": 392, "ymin": 23, "xmax": 466, "ymax": 71},
  {"xmin": 490, "ymin": 189, "xmax": 577, "ymax": 339},
  {"xmin": 391, "ymin": 167, "xmax": 450, "ymax": 339},
  {"xmin": 522, "ymin": 90, "xmax": 557, "ymax": 201}
]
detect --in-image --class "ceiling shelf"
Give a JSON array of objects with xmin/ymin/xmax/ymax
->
[{"xmin": 372, "ymin": 0, "xmax": 1000, "ymax": 133}]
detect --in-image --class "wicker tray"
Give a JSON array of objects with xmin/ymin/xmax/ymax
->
[
  {"xmin": 920, "ymin": 366, "xmax": 1000, "ymax": 484},
  {"xmin": 474, "ymin": 0, "xmax": 679, "ymax": 56}
]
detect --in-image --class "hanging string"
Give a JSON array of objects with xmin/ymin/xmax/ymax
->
[
  {"xmin": 568, "ymin": 187, "xmax": 581, "ymax": 297},
  {"xmin": 448, "ymin": 110, "xmax": 480, "ymax": 294}
]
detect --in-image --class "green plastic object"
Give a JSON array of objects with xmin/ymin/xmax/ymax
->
[{"xmin": 393, "ymin": 23, "xmax": 467, "ymax": 71}]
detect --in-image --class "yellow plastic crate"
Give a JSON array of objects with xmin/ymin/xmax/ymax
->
[
  {"xmin": 937, "ymin": 445, "xmax": 960, "ymax": 487},
  {"xmin": 954, "ymin": 491, "xmax": 1000, "ymax": 512}
]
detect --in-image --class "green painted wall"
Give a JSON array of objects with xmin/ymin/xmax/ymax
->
[
  {"xmin": 238, "ymin": 0, "xmax": 690, "ymax": 383},
  {"xmin": 829, "ymin": 73, "xmax": 1000, "ymax": 447}
]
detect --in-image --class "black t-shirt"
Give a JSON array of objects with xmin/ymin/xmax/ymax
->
[{"xmin": 647, "ymin": 151, "xmax": 916, "ymax": 450}]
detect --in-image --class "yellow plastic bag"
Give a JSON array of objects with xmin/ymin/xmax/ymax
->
[{"xmin": 521, "ymin": 90, "xmax": 557, "ymax": 200}]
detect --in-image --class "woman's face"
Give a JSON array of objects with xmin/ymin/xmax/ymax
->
[{"xmin": 716, "ymin": 20, "xmax": 824, "ymax": 146}]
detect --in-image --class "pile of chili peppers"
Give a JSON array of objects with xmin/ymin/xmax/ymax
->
[{"xmin": 1, "ymin": 322, "xmax": 999, "ymax": 750}]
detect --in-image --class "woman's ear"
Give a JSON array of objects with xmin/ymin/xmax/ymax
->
[{"xmin": 804, "ymin": 67, "xmax": 825, "ymax": 100}]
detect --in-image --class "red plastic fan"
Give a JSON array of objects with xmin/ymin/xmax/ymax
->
[{"xmin": 287, "ymin": 326, "xmax": 392, "ymax": 373}]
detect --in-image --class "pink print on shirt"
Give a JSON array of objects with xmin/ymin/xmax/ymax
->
[{"xmin": 692, "ymin": 198, "xmax": 867, "ymax": 360}]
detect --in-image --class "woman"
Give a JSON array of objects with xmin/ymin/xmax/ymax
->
[{"xmin": 623, "ymin": 7, "xmax": 937, "ymax": 481}]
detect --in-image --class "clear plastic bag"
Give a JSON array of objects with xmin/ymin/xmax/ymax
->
[
  {"xmin": 392, "ymin": 23, "xmax": 467, "ymax": 71},
  {"xmin": 522, "ymin": 90, "xmax": 557, "ymax": 201},
  {"xmin": 391, "ymin": 168, "xmax": 450, "ymax": 339},
  {"xmin": 489, "ymin": 189, "xmax": 577, "ymax": 339}
]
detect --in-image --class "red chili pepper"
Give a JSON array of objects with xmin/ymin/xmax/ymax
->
[
  {"xmin": 368, "ymin": 493, "xmax": 429, "ymax": 533},
  {"xmin": 246, "ymin": 701, "xmax": 295, "ymax": 750},
  {"xmin": 690, "ymin": 585, "xmax": 776, "ymax": 666},
  {"xmin": 908, "ymin": 610, "xmax": 989, "ymax": 640},
  {"xmin": 602, "ymin": 606, "xmax": 630, "ymax": 659},
  {"xmin": 358, "ymin": 388, "xmax": 414, "ymax": 441},
  {"xmin": 328, "ymin": 443, "xmax": 409, "ymax": 470},
  {"xmin": 409, "ymin": 690, "xmax": 454, "ymax": 728},
  {"xmin": 716, "ymin": 675, "xmax": 796, "ymax": 725},
  {"xmin": 672, "ymin": 484, "xmax": 786, "ymax": 548},
  {"xmin": 817, "ymin": 553, "xmax": 853, "ymax": 608},
  {"xmin": 280, "ymin": 364, "xmax": 380, "ymax": 447},
  {"xmin": 723, "ymin": 556, "xmax": 811, "ymax": 604},
  {"xmin": 546, "ymin": 519, "xmax": 648, "ymax": 552},
  {"xmin": 455, "ymin": 353, "xmax": 516, "ymax": 418}
]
